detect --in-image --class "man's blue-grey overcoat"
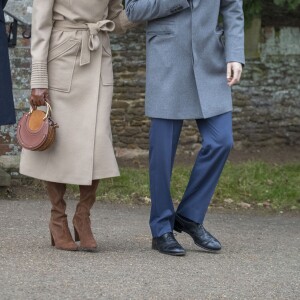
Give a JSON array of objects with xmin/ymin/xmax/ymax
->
[
  {"xmin": 0, "ymin": 0, "xmax": 15, "ymax": 126},
  {"xmin": 126, "ymin": 0, "xmax": 245, "ymax": 119}
]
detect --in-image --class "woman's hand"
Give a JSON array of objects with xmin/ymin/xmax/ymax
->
[
  {"xmin": 30, "ymin": 88, "xmax": 50, "ymax": 109},
  {"xmin": 227, "ymin": 62, "xmax": 243, "ymax": 87}
]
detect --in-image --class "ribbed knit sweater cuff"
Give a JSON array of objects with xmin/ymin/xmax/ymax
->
[{"xmin": 31, "ymin": 62, "xmax": 48, "ymax": 89}]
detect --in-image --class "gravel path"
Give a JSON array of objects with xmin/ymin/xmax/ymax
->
[{"xmin": 0, "ymin": 200, "xmax": 299, "ymax": 300}]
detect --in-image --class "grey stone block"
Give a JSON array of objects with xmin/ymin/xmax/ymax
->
[
  {"xmin": 0, "ymin": 168, "xmax": 11, "ymax": 187},
  {"xmin": 0, "ymin": 155, "xmax": 20, "ymax": 171}
]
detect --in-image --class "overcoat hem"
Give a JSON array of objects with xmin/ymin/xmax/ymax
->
[
  {"xmin": 19, "ymin": 168, "xmax": 120, "ymax": 186},
  {"xmin": 146, "ymin": 108, "xmax": 233, "ymax": 120}
]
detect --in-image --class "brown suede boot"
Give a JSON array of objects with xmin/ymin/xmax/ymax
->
[
  {"xmin": 46, "ymin": 181, "xmax": 78, "ymax": 251},
  {"xmin": 73, "ymin": 180, "xmax": 99, "ymax": 252}
]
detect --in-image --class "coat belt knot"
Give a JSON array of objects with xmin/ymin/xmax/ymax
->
[
  {"xmin": 86, "ymin": 21, "xmax": 115, "ymax": 52},
  {"xmin": 53, "ymin": 20, "xmax": 115, "ymax": 66}
]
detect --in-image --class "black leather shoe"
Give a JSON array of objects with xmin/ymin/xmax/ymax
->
[
  {"xmin": 174, "ymin": 214, "xmax": 221, "ymax": 252},
  {"xmin": 152, "ymin": 232, "xmax": 186, "ymax": 256}
]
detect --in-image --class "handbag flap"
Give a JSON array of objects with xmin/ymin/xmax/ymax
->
[{"xmin": 28, "ymin": 110, "xmax": 46, "ymax": 131}]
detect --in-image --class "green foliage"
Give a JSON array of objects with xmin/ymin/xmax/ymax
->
[
  {"xmin": 86, "ymin": 162, "xmax": 300, "ymax": 211},
  {"xmin": 244, "ymin": 0, "xmax": 262, "ymax": 18},
  {"xmin": 244, "ymin": 0, "xmax": 300, "ymax": 20},
  {"xmin": 273, "ymin": 0, "xmax": 300, "ymax": 10}
]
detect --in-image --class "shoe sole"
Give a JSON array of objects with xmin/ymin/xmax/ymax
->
[
  {"xmin": 152, "ymin": 244, "xmax": 186, "ymax": 256},
  {"xmin": 194, "ymin": 241, "xmax": 221, "ymax": 253},
  {"xmin": 54, "ymin": 246, "xmax": 78, "ymax": 251},
  {"xmin": 79, "ymin": 247, "xmax": 99, "ymax": 253},
  {"xmin": 152, "ymin": 247, "xmax": 186, "ymax": 256},
  {"xmin": 158, "ymin": 251, "xmax": 186, "ymax": 256}
]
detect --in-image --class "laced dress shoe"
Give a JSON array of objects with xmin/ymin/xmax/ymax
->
[
  {"xmin": 174, "ymin": 214, "xmax": 221, "ymax": 252},
  {"xmin": 152, "ymin": 232, "xmax": 186, "ymax": 256}
]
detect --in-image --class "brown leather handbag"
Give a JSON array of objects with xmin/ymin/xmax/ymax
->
[{"xmin": 17, "ymin": 102, "xmax": 59, "ymax": 151}]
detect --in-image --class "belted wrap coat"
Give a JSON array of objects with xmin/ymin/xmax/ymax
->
[
  {"xmin": 126, "ymin": 0, "xmax": 245, "ymax": 119},
  {"xmin": 20, "ymin": 0, "xmax": 134, "ymax": 185},
  {"xmin": 0, "ymin": 0, "xmax": 16, "ymax": 126}
]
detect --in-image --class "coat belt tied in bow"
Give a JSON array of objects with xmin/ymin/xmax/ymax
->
[{"xmin": 53, "ymin": 20, "xmax": 115, "ymax": 66}]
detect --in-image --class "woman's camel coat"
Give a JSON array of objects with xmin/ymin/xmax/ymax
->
[{"xmin": 20, "ymin": 0, "xmax": 134, "ymax": 185}]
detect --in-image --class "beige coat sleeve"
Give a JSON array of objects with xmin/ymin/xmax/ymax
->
[
  {"xmin": 30, "ymin": 0, "xmax": 55, "ymax": 89},
  {"xmin": 108, "ymin": 0, "xmax": 138, "ymax": 33}
]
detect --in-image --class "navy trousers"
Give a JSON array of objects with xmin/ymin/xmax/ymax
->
[{"xmin": 149, "ymin": 112, "xmax": 233, "ymax": 237}]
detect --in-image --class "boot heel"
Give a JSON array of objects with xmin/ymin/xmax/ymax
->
[
  {"xmin": 50, "ymin": 231, "xmax": 55, "ymax": 246},
  {"xmin": 49, "ymin": 222, "xmax": 78, "ymax": 251},
  {"xmin": 74, "ymin": 226, "xmax": 80, "ymax": 242}
]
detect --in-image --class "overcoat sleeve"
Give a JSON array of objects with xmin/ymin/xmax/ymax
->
[
  {"xmin": 2, "ymin": 0, "xmax": 9, "ymax": 9},
  {"xmin": 220, "ymin": 0, "xmax": 245, "ymax": 65},
  {"xmin": 30, "ymin": 0, "xmax": 55, "ymax": 89},
  {"xmin": 108, "ymin": 0, "xmax": 138, "ymax": 33},
  {"xmin": 125, "ymin": 0, "xmax": 190, "ymax": 22}
]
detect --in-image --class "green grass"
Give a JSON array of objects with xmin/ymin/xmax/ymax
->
[
  {"xmin": 88, "ymin": 161, "xmax": 300, "ymax": 211},
  {"xmin": 215, "ymin": 162, "xmax": 300, "ymax": 210}
]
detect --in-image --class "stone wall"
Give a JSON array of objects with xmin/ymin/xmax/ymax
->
[
  {"xmin": 1, "ymin": 24, "xmax": 300, "ymax": 161},
  {"xmin": 111, "ymin": 26, "xmax": 300, "ymax": 153}
]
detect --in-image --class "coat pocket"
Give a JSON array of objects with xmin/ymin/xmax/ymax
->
[
  {"xmin": 48, "ymin": 39, "xmax": 80, "ymax": 92},
  {"xmin": 146, "ymin": 31, "xmax": 175, "ymax": 43}
]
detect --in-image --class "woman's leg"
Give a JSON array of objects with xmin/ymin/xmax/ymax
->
[
  {"xmin": 46, "ymin": 181, "xmax": 78, "ymax": 251},
  {"xmin": 73, "ymin": 180, "xmax": 99, "ymax": 251}
]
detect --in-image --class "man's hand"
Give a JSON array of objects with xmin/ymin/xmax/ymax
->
[
  {"xmin": 227, "ymin": 62, "xmax": 243, "ymax": 87},
  {"xmin": 30, "ymin": 88, "xmax": 50, "ymax": 109}
]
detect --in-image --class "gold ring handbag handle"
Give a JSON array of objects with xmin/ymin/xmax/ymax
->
[{"xmin": 29, "ymin": 101, "xmax": 52, "ymax": 120}]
